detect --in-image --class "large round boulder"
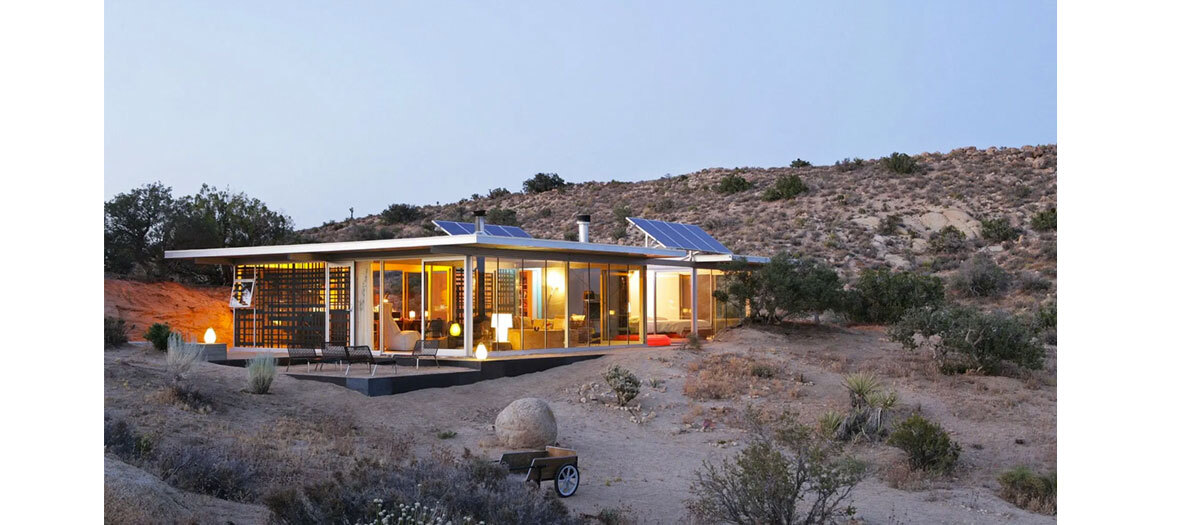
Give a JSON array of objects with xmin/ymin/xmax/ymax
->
[{"xmin": 494, "ymin": 398, "xmax": 557, "ymax": 448}]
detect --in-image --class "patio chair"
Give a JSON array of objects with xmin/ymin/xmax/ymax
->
[
  {"xmin": 411, "ymin": 339, "xmax": 441, "ymax": 369},
  {"xmin": 285, "ymin": 344, "xmax": 320, "ymax": 372},
  {"xmin": 345, "ymin": 345, "xmax": 379, "ymax": 377},
  {"xmin": 320, "ymin": 344, "xmax": 349, "ymax": 371}
]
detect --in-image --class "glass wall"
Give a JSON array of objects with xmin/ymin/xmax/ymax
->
[
  {"xmin": 425, "ymin": 260, "xmax": 464, "ymax": 349},
  {"xmin": 367, "ymin": 261, "xmax": 422, "ymax": 352}
]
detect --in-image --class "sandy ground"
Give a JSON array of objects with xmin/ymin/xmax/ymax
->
[{"xmin": 104, "ymin": 325, "xmax": 1055, "ymax": 524}]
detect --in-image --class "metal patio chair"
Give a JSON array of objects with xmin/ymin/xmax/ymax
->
[
  {"xmin": 320, "ymin": 344, "xmax": 349, "ymax": 372},
  {"xmin": 411, "ymin": 339, "xmax": 441, "ymax": 369},
  {"xmin": 345, "ymin": 345, "xmax": 379, "ymax": 377},
  {"xmin": 285, "ymin": 344, "xmax": 320, "ymax": 372}
]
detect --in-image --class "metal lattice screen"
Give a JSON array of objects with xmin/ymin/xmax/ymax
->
[{"xmin": 234, "ymin": 263, "xmax": 329, "ymax": 348}]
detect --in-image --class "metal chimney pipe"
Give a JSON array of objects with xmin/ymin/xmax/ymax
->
[
  {"xmin": 473, "ymin": 209, "xmax": 486, "ymax": 233},
  {"xmin": 576, "ymin": 214, "xmax": 591, "ymax": 243}
]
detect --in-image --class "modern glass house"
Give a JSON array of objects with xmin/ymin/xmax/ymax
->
[{"xmin": 164, "ymin": 213, "xmax": 767, "ymax": 357}]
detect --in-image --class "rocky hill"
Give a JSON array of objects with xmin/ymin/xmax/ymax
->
[{"xmin": 301, "ymin": 145, "xmax": 1056, "ymax": 282}]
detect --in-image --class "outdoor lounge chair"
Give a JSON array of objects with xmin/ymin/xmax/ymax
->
[
  {"xmin": 411, "ymin": 339, "xmax": 440, "ymax": 369},
  {"xmin": 345, "ymin": 345, "xmax": 379, "ymax": 376},
  {"xmin": 320, "ymin": 344, "xmax": 349, "ymax": 371},
  {"xmin": 285, "ymin": 344, "xmax": 320, "ymax": 372}
]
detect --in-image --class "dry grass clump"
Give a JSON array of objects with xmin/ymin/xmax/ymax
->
[
  {"xmin": 997, "ymin": 466, "xmax": 1056, "ymax": 515},
  {"xmin": 246, "ymin": 355, "xmax": 276, "ymax": 394},
  {"xmin": 152, "ymin": 384, "xmax": 215, "ymax": 413},
  {"xmin": 683, "ymin": 354, "xmax": 785, "ymax": 400}
]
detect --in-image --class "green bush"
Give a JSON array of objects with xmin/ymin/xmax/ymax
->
[
  {"xmin": 877, "ymin": 214, "xmax": 903, "ymax": 235},
  {"xmin": 928, "ymin": 226, "xmax": 969, "ymax": 253},
  {"xmin": 522, "ymin": 172, "xmax": 568, "ymax": 194},
  {"xmin": 835, "ymin": 157, "xmax": 865, "ymax": 171},
  {"xmin": 716, "ymin": 174, "xmax": 752, "ymax": 194},
  {"xmin": 485, "ymin": 208, "xmax": 519, "ymax": 226},
  {"xmin": 887, "ymin": 414, "xmax": 961, "ymax": 474},
  {"xmin": 1031, "ymin": 208, "xmax": 1056, "ymax": 231},
  {"xmin": 688, "ymin": 412, "xmax": 865, "ymax": 524},
  {"xmin": 845, "ymin": 269, "xmax": 944, "ymax": 324},
  {"xmin": 997, "ymin": 466, "xmax": 1056, "ymax": 515},
  {"xmin": 761, "ymin": 174, "xmax": 807, "ymax": 201},
  {"xmin": 888, "ymin": 305, "xmax": 1045, "ymax": 374},
  {"xmin": 603, "ymin": 365, "xmax": 641, "ymax": 406},
  {"xmin": 789, "ymin": 158, "xmax": 812, "ymax": 168},
  {"xmin": 881, "ymin": 152, "xmax": 919, "ymax": 174},
  {"xmin": 144, "ymin": 323, "xmax": 172, "ymax": 352},
  {"xmin": 715, "ymin": 254, "xmax": 844, "ymax": 324},
  {"xmin": 379, "ymin": 203, "xmax": 423, "ymax": 224},
  {"xmin": 246, "ymin": 355, "xmax": 276, "ymax": 394},
  {"xmin": 105, "ymin": 317, "xmax": 130, "ymax": 348},
  {"xmin": 486, "ymin": 187, "xmax": 511, "ymax": 199},
  {"xmin": 981, "ymin": 216, "xmax": 1019, "ymax": 243},
  {"xmin": 104, "ymin": 415, "xmax": 155, "ymax": 462},
  {"xmin": 156, "ymin": 443, "xmax": 260, "ymax": 502},
  {"xmin": 950, "ymin": 254, "xmax": 1011, "ymax": 297}
]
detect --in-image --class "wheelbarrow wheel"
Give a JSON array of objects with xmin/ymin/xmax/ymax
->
[{"xmin": 554, "ymin": 464, "xmax": 579, "ymax": 497}]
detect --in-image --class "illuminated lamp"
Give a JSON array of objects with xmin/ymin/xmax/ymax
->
[
  {"xmin": 408, "ymin": 310, "xmax": 416, "ymax": 319},
  {"xmin": 475, "ymin": 343, "xmax": 488, "ymax": 360},
  {"xmin": 449, "ymin": 322, "xmax": 461, "ymax": 337},
  {"xmin": 203, "ymin": 328, "xmax": 216, "ymax": 344}
]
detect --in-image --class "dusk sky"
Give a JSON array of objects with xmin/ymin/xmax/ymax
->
[{"xmin": 105, "ymin": 1, "xmax": 1056, "ymax": 228}]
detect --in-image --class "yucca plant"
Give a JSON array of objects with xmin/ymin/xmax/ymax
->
[
  {"xmin": 842, "ymin": 372, "xmax": 882, "ymax": 409},
  {"xmin": 817, "ymin": 410, "xmax": 843, "ymax": 438},
  {"xmin": 166, "ymin": 332, "xmax": 203, "ymax": 381},
  {"xmin": 246, "ymin": 355, "xmax": 276, "ymax": 394}
]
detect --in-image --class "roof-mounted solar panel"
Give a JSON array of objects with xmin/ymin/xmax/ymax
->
[
  {"xmin": 626, "ymin": 217, "xmax": 732, "ymax": 254},
  {"xmin": 432, "ymin": 220, "xmax": 533, "ymax": 238}
]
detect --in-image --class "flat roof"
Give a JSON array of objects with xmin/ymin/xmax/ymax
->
[{"xmin": 165, "ymin": 233, "xmax": 690, "ymax": 262}]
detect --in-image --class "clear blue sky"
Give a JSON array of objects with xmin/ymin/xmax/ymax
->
[{"xmin": 105, "ymin": 1, "xmax": 1056, "ymax": 228}]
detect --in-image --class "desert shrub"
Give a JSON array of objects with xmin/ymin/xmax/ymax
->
[
  {"xmin": 981, "ymin": 216, "xmax": 1019, "ymax": 243},
  {"xmin": 997, "ymin": 466, "xmax": 1057, "ymax": 515},
  {"xmin": 681, "ymin": 333, "xmax": 703, "ymax": 350},
  {"xmin": 166, "ymin": 333, "xmax": 203, "ymax": 380},
  {"xmin": 379, "ymin": 203, "xmax": 423, "ymax": 224},
  {"xmin": 603, "ymin": 365, "xmax": 640, "ymax": 406},
  {"xmin": 750, "ymin": 363, "xmax": 777, "ymax": 378},
  {"xmin": 246, "ymin": 355, "xmax": 276, "ymax": 394},
  {"xmin": 156, "ymin": 443, "xmax": 260, "ymax": 502},
  {"xmin": 830, "ymin": 373, "xmax": 898, "ymax": 442},
  {"xmin": 845, "ymin": 269, "xmax": 944, "ymax": 324},
  {"xmin": 887, "ymin": 414, "xmax": 961, "ymax": 474},
  {"xmin": 716, "ymin": 173, "xmax": 752, "ymax": 194},
  {"xmin": 536, "ymin": 207, "xmax": 552, "ymax": 218},
  {"xmin": 563, "ymin": 230, "xmax": 578, "ymax": 241},
  {"xmin": 486, "ymin": 187, "xmax": 511, "ymax": 199},
  {"xmin": 877, "ymin": 214, "xmax": 903, "ymax": 235},
  {"xmin": 486, "ymin": 208, "xmax": 519, "ymax": 226},
  {"xmin": 1017, "ymin": 271, "xmax": 1053, "ymax": 293},
  {"xmin": 928, "ymin": 226, "xmax": 968, "ymax": 253},
  {"xmin": 761, "ymin": 174, "xmax": 807, "ymax": 201},
  {"xmin": 688, "ymin": 412, "xmax": 865, "ymax": 524},
  {"xmin": 789, "ymin": 158, "xmax": 812, "ymax": 168},
  {"xmin": 889, "ymin": 305, "xmax": 1045, "ymax": 374},
  {"xmin": 144, "ymin": 323, "xmax": 172, "ymax": 351},
  {"xmin": 950, "ymin": 254, "xmax": 1011, "ymax": 297},
  {"xmin": 266, "ymin": 455, "xmax": 576, "ymax": 524},
  {"xmin": 157, "ymin": 383, "xmax": 215, "ymax": 413},
  {"xmin": 835, "ymin": 157, "xmax": 865, "ymax": 171},
  {"xmin": 104, "ymin": 415, "xmax": 155, "ymax": 462},
  {"xmin": 436, "ymin": 430, "xmax": 457, "ymax": 440},
  {"xmin": 523, "ymin": 172, "xmax": 568, "ymax": 194},
  {"xmin": 881, "ymin": 152, "xmax": 919, "ymax": 174},
  {"xmin": 589, "ymin": 506, "xmax": 636, "ymax": 525},
  {"xmin": 817, "ymin": 410, "xmax": 843, "ymax": 438},
  {"xmin": 1036, "ymin": 302, "xmax": 1057, "ymax": 345},
  {"xmin": 105, "ymin": 317, "xmax": 130, "ymax": 348},
  {"xmin": 714, "ymin": 254, "xmax": 843, "ymax": 324},
  {"xmin": 1031, "ymin": 208, "xmax": 1056, "ymax": 231}
]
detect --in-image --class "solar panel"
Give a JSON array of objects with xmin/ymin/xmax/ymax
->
[
  {"xmin": 626, "ymin": 217, "xmax": 732, "ymax": 254},
  {"xmin": 432, "ymin": 220, "xmax": 533, "ymax": 238}
]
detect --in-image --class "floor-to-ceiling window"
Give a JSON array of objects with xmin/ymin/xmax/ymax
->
[
  {"xmin": 545, "ymin": 261, "xmax": 568, "ymax": 348},
  {"xmin": 424, "ymin": 260, "xmax": 464, "ymax": 349}
]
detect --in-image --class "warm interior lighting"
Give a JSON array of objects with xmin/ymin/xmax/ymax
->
[
  {"xmin": 475, "ymin": 343, "xmax": 488, "ymax": 360},
  {"xmin": 449, "ymin": 322, "xmax": 461, "ymax": 337},
  {"xmin": 203, "ymin": 328, "xmax": 216, "ymax": 344},
  {"xmin": 491, "ymin": 313, "xmax": 514, "ymax": 342},
  {"xmin": 408, "ymin": 310, "xmax": 416, "ymax": 319}
]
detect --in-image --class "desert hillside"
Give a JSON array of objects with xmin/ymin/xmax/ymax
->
[
  {"xmin": 302, "ymin": 145, "xmax": 1056, "ymax": 280},
  {"xmin": 104, "ymin": 279, "xmax": 233, "ymax": 342}
]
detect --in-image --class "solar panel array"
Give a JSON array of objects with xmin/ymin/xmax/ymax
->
[
  {"xmin": 432, "ymin": 220, "xmax": 533, "ymax": 238},
  {"xmin": 626, "ymin": 217, "xmax": 732, "ymax": 254}
]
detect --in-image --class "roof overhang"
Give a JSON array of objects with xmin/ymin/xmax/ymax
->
[{"xmin": 164, "ymin": 233, "xmax": 690, "ymax": 265}]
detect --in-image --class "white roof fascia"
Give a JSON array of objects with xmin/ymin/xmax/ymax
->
[{"xmin": 164, "ymin": 233, "xmax": 688, "ymax": 261}]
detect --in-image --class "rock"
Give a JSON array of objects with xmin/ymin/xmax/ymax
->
[
  {"xmin": 917, "ymin": 208, "xmax": 982, "ymax": 238},
  {"xmin": 1032, "ymin": 156, "xmax": 1051, "ymax": 169},
  {"xmin": 884, "ymin": 253, "xmax": 911, "ymax": 270},
  {"xmin": 494, "ymin": 398, "xmax": 558, "ymax": 448}
]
